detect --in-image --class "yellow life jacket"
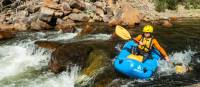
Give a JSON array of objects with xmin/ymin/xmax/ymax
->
[{"xmin": 138, "ymin": 35, "xmax": 153, "ymax": 53}]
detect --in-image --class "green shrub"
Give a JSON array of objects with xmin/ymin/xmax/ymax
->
[{"xmin": 154, "ymin": 0, "xmax": 200, "ymax": 12}]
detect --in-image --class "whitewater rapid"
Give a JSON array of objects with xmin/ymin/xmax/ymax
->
[{"xmin": 0, "ymin": 31, "xmax": 111, "ymax": 87}]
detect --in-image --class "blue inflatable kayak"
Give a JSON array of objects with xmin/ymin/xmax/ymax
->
[{"xmin": 114, "ymin": 40, "xmax": 161, "ymax": 79}]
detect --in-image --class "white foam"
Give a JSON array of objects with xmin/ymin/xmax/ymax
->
[
  {"xmin": 157, "ymin": 50, "xmax": 196, "ymax": 76},
  {"xmin": 0, "ymin": 45, "xmax": 49, "ymax": 80},
  {"xmin": 81, "ymin": 34, "xmax": 112, "ymax": 41}
]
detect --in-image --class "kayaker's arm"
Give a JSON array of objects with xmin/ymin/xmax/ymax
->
[
  {"xmin": 152, "ymin": 39, "xmax": 169, "ymax": 60},
  {"xmin": 133, "ymin": 35, "xmax": 142, "ymax": 42}
]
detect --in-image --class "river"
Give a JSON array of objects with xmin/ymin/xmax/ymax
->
[{"xmin": 0, "ymin": 18, "xmax": 200, "ymax": 87}]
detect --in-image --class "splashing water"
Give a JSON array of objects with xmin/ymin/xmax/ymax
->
[{"xmin": 157, "ymin": 49, "xmax": 196, "ymax": 76}]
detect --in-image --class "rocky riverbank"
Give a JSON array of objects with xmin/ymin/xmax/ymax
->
[{"xmin": 0, "ymin": 0, "xmax": 199, "ymax": 35}]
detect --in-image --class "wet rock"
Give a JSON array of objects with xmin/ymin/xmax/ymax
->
[
  {"xmin": 68, "ymin": 13, "xmax": 90, "ymax": 22},
  {"xmin": 77, "ymin": 23, "xmax": 93, "ymax": 37},
  {"xmin": 48, "ymin": 40, "xmax": 116, "ymax": 73},
  {"xmin": 162, "ymin": 20, "xmax": 173, "ymax": 28},
  {"xmin": 35, "ymin": 41, "xmax": 63, "ymax": 50},
  {"xmin": 0, "ymin": 31, "xmax": 14, "ymax": 40},
  {"xmin": 55, "ymin": 18, "xmax": 76, "ymax": 32}
]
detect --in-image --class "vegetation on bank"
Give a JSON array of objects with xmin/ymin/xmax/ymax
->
[{"xmin": 154, "ymin": 0, "xmax": 200, "ymax": 12}]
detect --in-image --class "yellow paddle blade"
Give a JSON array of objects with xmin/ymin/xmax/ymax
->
[{"xmin": 115, "ymin": 25, "xmax": 131, "ymax": 40}]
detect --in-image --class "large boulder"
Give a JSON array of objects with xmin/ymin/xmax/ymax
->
[
  {"xmin": 47, "ymin": 40, "xmax": 116, "ymax": 73},
  {"xmin": 120, "ymin": 3, "xmax": 141, "ymax": 26},
  {"xmin": 108, "ymin": 3, "xmax": 141, "ymax": 26},
  {"xmin": 68, "ymin": 13, "xmax": 90, "ymax": 22}
]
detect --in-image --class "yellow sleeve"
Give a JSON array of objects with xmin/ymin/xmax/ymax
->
[{"xmin": 153, "ymin": 39, "xmax": 169, "ymax": 59}]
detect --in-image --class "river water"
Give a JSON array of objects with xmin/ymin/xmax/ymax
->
[{"xmin": 0, "ymin": 18, "xmax": 200, "ymax": 87}]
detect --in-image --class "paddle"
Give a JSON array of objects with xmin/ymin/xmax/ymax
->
[{"xmin": 115, "ymin": 25, "xmax": 186, "ymax": 74}]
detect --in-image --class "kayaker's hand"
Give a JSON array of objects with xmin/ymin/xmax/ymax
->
[
  {"xmin": 139, "ymin": 42, "xmax": 144, "ymax": 45},
  {"xmin": 165, "ymin": 56, "xmax": 170, "ymax": 62}
]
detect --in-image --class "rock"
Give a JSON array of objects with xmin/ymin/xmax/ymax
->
[
  {"xmin": 31, "ymin": 20, "xmax": 53, "ymax": 30},
  {"xmin": 96, "ymin": 7, "xmax": 104, "ymax": 18},
  {"xmin": 13, "ymin": 22, "xmax": 28, "ymax": 31},
  {"xmin": 55, "ymin": 18, "xmax": 76, "ymax": 32},
  {"xmin": 92, "ymin": 14, "xmax": 102, "ymax": 21},
  {"xmin": 39, "ymin": 7, "xmax": 54, "ymax": 22},
  {"xmin": 94, "ymin": 1, "xmax": 104, "ymax": 8},
  {"xmin": 77, "ymin": 23, "xmax": 93, "ymax": 37},
  {"xmin": 70, "ymin": 0, "xmax": 86, "ymax": 10},
  {"xmin": 162, "ymin": 20, "xmax": 173, "ymax": 28},
  {"xmin": 0, "ymin": 15, "xmax": 6, "ymax": 24},
  {"xmin": 68, "ymin": 13, "xmax": 90, "ymax": 22},
  {"xmin": 0, "ymin": 24, "xmax": 14, "ymax": 31},
  {"xmin": 120, "ymin": 3, "xmax": 141, "ymax": 26},
  {"xmin": 42, "ymin": 0, "xmax": 62, "ymax": 10},
  {"xmin": 13, "ymin": 19, "xmax": 30, "ymax": 31},
  {"xmin": 72, "ymin": 8, "xmax": 81, "ymax": 13},
  {"xmin": 169, "ymin": 16, "xmax": 178, "ymax": 21},
  {"xmin": 62, "ymin": 2, "xmax": 71, "ymax": 11},
  {"xmin": 27, "ymin": 5, "xmax": 40, "ymax": 13},
  {"xmin": 103, "ymin": 15, "xmax": 110, "ymax": 22},
  {"xmin": 0, "ymin": 31, "xmax": 14, "ymax": 40},
  {"xmin": 2, "ymin": 0, "xmax": 13, "ymax": 6},
  {"xmin": 35, "ymin": 41, "xmax": 63, "ymax": 50},
  {"xmin": 106, "ymin": 0, "xmax": 114, "ymax": 7},
  {"xmin": 108, "ymin": 18, "xmax": 122, "ymax": 26},
  {"xmin": 30, "ymin": 20, "xmax": 43, "ymax": 30},
  {"xmin": 48, "ymin": 40, "xmax": 116, "ymax": 73},
  {"xmin": 54, "ymin": 11, "xmax": 64, "ymax": 17},
  {"xmin": 63, "ymin": 10, "xmax": 71, "ymax": 16}
]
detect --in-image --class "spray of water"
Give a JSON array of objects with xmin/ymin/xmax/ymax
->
[{"xmin": 157, "ymin": 49, "xmax": 196, "ymax": 76}]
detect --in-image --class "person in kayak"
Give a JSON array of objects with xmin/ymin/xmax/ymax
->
[{"xmin": 133, "ymin": 25, "xmax": 170, "ymax": 62}]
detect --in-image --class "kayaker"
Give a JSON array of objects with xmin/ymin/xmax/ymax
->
[{"xmin": 133, "ymin": 25, "xmax": 170, "ymax": 62}]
